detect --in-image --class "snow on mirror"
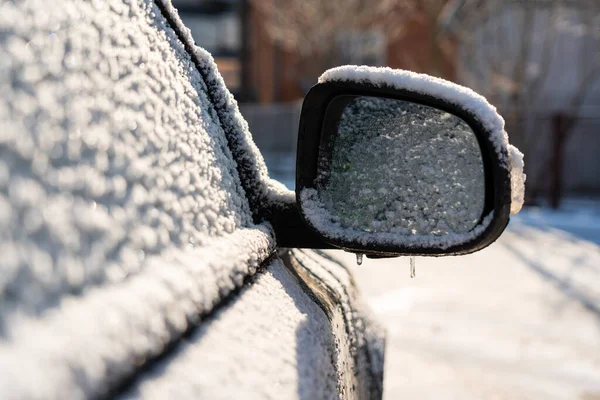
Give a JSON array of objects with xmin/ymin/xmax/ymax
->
[{"xmin": 316, "ymin": 96, "xmax": 485, "ymax": 236}]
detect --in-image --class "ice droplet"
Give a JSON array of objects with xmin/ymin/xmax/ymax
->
[
  {"xmin": 410, "ymin": 257, "xmax": 416, "ymax": 278},
  {"xmin": 356, "ymin": 253, "xmax": 363, "ymax": 266}
]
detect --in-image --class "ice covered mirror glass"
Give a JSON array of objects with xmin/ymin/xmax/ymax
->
[{"xmin": 316, "ymin": 96, "xmax": 485, "ymax": 236}]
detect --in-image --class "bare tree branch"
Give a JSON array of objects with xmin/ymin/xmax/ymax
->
[{"xmin": 250, "ymin": 0, "xmax": 417, "ymax": 57}]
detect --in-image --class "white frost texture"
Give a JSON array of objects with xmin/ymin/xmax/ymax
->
[
  {"xmin": 121, "ymin": 258, "xmax": 338, "ymax": 400},
  {"xmin": 302, "ymin": 188, "xmax": 495, "ymax": 249},
  {"xmin": 0, "ymin": 0, "xmax": 285, "ymax": 398},
  {"xmin": 318, "ymin": 97, "xmax": 486, "ymax": 237},
  {"xmin": 508, "ymin": 144, "xmax": 526, "ymax": 214},
  {"xmin": 320, "ymin": 66, "xmax": 526, "ymax": 214}
]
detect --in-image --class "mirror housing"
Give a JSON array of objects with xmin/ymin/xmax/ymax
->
[{"xmin": 296, "ymin": 68, "xmax": 515, "ymax": 257}]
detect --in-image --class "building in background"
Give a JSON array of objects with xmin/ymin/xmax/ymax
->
[
  {"xmin": 246, "ymin": 2, "xmax": 456, "ymax": 104},
  {"xmin": 447, "ymin": 1, "xmax": 600, "ymax": 202},
  {"xmin": 172, "ymin": 0, "xmax": 456, "ymax": 104}
]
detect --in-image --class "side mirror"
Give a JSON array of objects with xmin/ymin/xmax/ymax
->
[{"xmin": 295, "ymin": 66, "xmax": 523, "ymax": 257}]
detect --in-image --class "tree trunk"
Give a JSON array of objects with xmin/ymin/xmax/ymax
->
[{"xmin": 549, "ymin": 113, "xmax": 572, "ymax": 209}]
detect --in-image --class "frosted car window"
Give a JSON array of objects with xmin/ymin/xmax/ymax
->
[
  {"xmin": 0, "ymin": 0, "xmax": 253, "ymax": 321},
  {"xmin": 316, "ymin": 96, "xmax": 485, "ymax": 235}
]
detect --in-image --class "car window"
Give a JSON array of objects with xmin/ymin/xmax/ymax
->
[{"xmin": 0, "ymin": 0, "xmax": 253, "ymax": 325}]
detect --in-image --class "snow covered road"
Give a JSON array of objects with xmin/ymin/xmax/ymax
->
[{"xmin": 326, "ymin": 207, "xmax": 600, "ymax": 399}]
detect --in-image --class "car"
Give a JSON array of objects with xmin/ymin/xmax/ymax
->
[{"xmin": 0, "ymin": 0, "xmax": 524, "ymax": 399}]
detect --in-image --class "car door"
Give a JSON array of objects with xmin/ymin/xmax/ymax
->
[{"xmin": 0, "ymin": 0, "xmax": 383, "ymax": 399}]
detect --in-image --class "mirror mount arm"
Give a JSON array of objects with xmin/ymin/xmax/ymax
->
[
  {"xmin": 264, "ymin": 194, "xmax": 401, "ymax": 258},
  {"xmin": 263, "ymin": 196, "xmax": 336, "ymax": 249}
]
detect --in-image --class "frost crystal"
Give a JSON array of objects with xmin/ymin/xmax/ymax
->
[
  {"xmin": 319, "ymin": 65, "xmax": 526, "ymax": 214},
  {"xmin": 317, "ymin": 97, "xmax": 485, "ymax": 236}
]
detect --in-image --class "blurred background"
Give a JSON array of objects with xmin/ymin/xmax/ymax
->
[{"xmin": 173, "ymin": 0, "xmax": 600, "ymax": 398}]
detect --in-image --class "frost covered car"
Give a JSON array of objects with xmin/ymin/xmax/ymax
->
[{"xmin": 0, "ymin": 0, "xmax": 524, "ymax": 399}]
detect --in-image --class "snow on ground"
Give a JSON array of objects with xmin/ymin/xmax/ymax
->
[
  {"xmin": 326, "ymin": 204, "xmax": 600, "ymax": 400},
  {"xmin": 512, "ymin": 199, "xmax": 600, "ymax": 245}
]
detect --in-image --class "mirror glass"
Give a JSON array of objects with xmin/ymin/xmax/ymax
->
[{"xmin": 316, "ymin": 96, "xmax": 485, "ymax": 236}]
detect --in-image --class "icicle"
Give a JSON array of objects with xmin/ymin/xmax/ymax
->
[
  {"xmin": 356, "ymin": 253, "xmax": 363, "ymax": 266},
  {"xmin": 410, "ymin": 256, "xmax": 416, "ymax": 278}
]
